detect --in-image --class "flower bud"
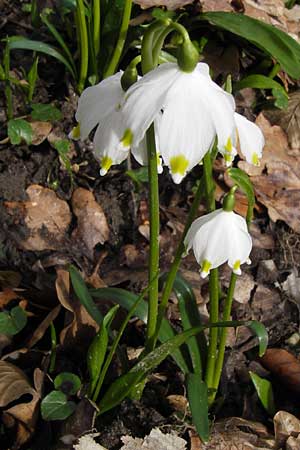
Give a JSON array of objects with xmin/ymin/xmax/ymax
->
[
  {"xmin": 223, "ymin": 186, "xmax": 237, "ymax": 212},
  {"xmin": 177, "ymin": 39, "xmax": 199, "ymax": 73}
]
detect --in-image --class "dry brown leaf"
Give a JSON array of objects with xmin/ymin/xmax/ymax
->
[
  {"xmin": 286, "ymin": 435, "xmax": 300, "ymax": 450},
  {"xmin": 0, "ymin": 362, "xmax": 41, "ymax": 449},
  {"xmin": 5, "ymin": 184, "xmax": 71, "ymax": 251},
  {"xmin": 190, "ymin": 417, "xmax": 274, "ymax": 449},
  {"xmin": 0, "ymin": 361, "xmax": 36, "ymax": 407},
  {"xmin": 30, "ymin": 121, "xmax": 52, "ymax": 145},
  {"xmin": 120, "ymin": 428, "xmax": 187, "ymax": 449},
  {"xmin": 260, "ymin": 348, "xmax": 300, "ymax": 393},
  {"xmin": 26, "ymin": 304, "xmax": 61, "ymax": 348},
  {"xmin": 266, "ymin": 91, "xmax": 300, "ymax": 150},
  {"xmin": 274, "ymin": 411, "xmax": 300, "ymax": 448},
  {"xmin": 72, "ymin": 188, "xmax": 109, "ymax": 254},
  {"xmin": 56, "ymin": 269, "xmax": 99, "ymax": 349},
  {"xmin": 167, "ymin": 394, "xmax": 188, "ymax": 413},
  {"xmin": 133, "ymin": 0, "xmax": 194, "ymax": 9},
  {"xmin": 239, "ymin": 114, "xmax": 300, "ymax": 232}
]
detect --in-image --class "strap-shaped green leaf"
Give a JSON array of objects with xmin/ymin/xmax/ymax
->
[
  {"xmin": 227, "ymin": 167, "xmax": 255, "ymax": 224},
  {"xmin": 199, "ymin": 12, "xmax": 300, "ymax": 79},
  {"xmin": 90, "ymin": 287, "xmax": 189, "ymax": 374},
  {"xmin": 234, "ymin": 74, "xmax": 288, "ymax": 109},
  {"xmin": 186, "ymin": 375, "xmax": 209, "ymax": 443},
  {"xmin": 69, "ymin": 265, "xmax": 103, "ymax": 326},
  {"xmin": 249, "ymin": 371, "xmax": 275, "ymax": 415},
  {"xmin": 7, "ymin": 36, "xmax": 76, "ymax": 79},
  {"xmin": 246, "ymin": 320, "xmax": 268, "ymax": 357}
]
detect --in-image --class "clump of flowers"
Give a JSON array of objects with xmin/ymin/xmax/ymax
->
[{"xmin": 70, "ymin": 17, "xmax": 267, "ymax": 443}]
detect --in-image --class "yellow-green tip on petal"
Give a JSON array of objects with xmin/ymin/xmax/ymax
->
[
  {"xmin": 121, "ymin": 128, "xmax": 133, "ymax": 148},
  {"xmin": 224, "ymin": 137, "xmax": 233, "ymax": 153},
  {"xmin": 70, "ymin": 123, "xmax": 81, "ymax": 140},
  {"xmin": 170, "ymin": 154, "xmax": 189, "ymax": 183},
  {"xmin": 233, "ymin": 259, "xmax": 241, "ymax": 275},
  {"xmin": 200, "ymin": 259, "xmax": 212, "ymax": 278},
  {"xmin": 251, "ymin": 152, "xmax": 260, "ymax": 166},
  {"xmin": 100, "ymin": 156, "xmax": 113, "ymax": 176}
]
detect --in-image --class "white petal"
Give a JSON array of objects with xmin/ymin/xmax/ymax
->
[
  {"xmin": 93, "ymin": 109, "xmax": 128, "ymax": 175},
  {"xmin": 234, "ymin": 113, "xmax": 265, "ymax": 165},
  {"xmin": 184, "ymin": 210, "xmax": 221, "ymax": 254},
  {"xmin": 122, "ymin": 63, "xmax": 181, "ymax": 146},
  {"xmin": 159, "ymin": 75, "xmax": 215, "ymax": 182},
  {"xmin": 131, "ymin": 117, "xmax": 162, "ymax": 173},
  {"xmin": 76, "ymin": 72, "xmax": 123, "ymax": 140},
  {"xmin": 192, "ymin": 71, "xmax": 236, "ymax": 154}
]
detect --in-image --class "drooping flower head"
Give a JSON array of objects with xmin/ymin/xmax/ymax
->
[
  {"xmin": 184, "ymin": 206, "xmax": 252, "ymax": 278},
  {"xmin": 221, "ymin": 112, "xmax": 265, "ymax": 167},
  {"xmin": 122, "ymin": 62, "xmax": 236, "ymax": 183},
  {"xmin": 69, "ymin": 72, "xmax": 162, "ymax": 175}
]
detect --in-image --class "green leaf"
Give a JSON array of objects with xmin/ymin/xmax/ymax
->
[
  {"xmin": 199, "ymin": 12, "xmax": 300, "ymax": 79},
  {"xmin": 7, "ymin": 36, "xmax": 76, "ymax": 79},
  {"xmin": 99, "ymin": 324, "xmax": 208, "ymax": 414},
  {"xmin": 54, "ymin": 372, "xmax": 82, "ymax": 395},
  {"xmin": 69, "ymin": 265, "xmax": 103, "ymax": 326},
  {"xmin": 27, "ymin": 57, "xmax": 39, "ymax": 103},
  {"xmin": 186, "ymin": 375, "xmax": 209, "ymax": 443},
  {"xmin": 8, "ymin": 119, "xmax": 33, "ymax": 145},
  {"xmin": 90, "ymin": 287, "xmax": 189, "ymax": 374},
  {"xmin": 126, "ymin": 167, "xmax": 149, "ymax": 188},
  {"xmin": 246, "ymin": 320, "xmax": 268, "ymax": 357},
  {"xmin": 31, "ymin": 103, "xmax": 62, "ymax": 121},
  {"xmin": 152, "ymin": 8, "xmax": 175, "ymax": 20},
  {"xmin": 88, "ymin": 305, "xmax": 119, "ymax": 395},
  {"xmin": 227, "ymin": 167, "xmax": 255, "ymax": 224},
  {"xmin": 53, "ymin": 140, "xmax": 72, "ymax": 177},
  {"xmin": 0, "ymin": 306, "xmax": 27, "ymax": 336},
  {"xmin": 272, "ymin": 87, "xmax": 289, "ymax": 109},
  {"xmin": 249, "ymin": 371, "xmax": 275, "ymax": 415},
  {"xmin": 163, "ymin": 273, "xmax": 207, "ymax": 375},
  {"xmin": 41, "ymin": 390, "xmax": 76, "ymax": 421},
  {"xmin": 234, "ymin": 74, "xmax": 288, "ymax": 110}
]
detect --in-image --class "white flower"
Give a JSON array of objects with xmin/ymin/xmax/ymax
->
[
  {"xmin": 122, "ymin": 62, "xmax": 236, "ymax": 183},
  {"xmin": 184, "ymin": 209, "xmax": 252, "ymax": 278},
  {"xmin": 70, "ymin": 72, "xmax": 162, "ymax": 175},
  {"xmin": 221, "ymin": 113, "xmax": 265, "ymax": 166}
]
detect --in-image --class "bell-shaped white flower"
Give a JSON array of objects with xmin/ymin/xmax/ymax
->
[
  {"xmin": 184, "ymin": 209, "xmax": 252, "ymax": 278},
  {"xmin": 234, "ymin": 113, "xmax": 265, "ymax": 166},
  {"xmin": 221, "ymin": 113, "xmax": 265, "ymax": 167},
  {"xmin": 70, "ymin": 72, "xmax": 162, "ymax": 175},
  {"xmin": 122, "ymin": 62, "xmax": 236, "ymax": 183}
]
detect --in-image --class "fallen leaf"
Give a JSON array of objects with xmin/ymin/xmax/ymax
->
[
  {"xmin": 239, "ymin": 114, "xmax": 300, "ymax": 232},
  {"xmin": 133, "ymin": 0, "xmax": 194, "ymax": 9},
  {"xmin": 286, "ymin": 435, "xmax": 300, "ymax": 450},
  {"xmin": 0, "ymin": 362, "xmax": 41, "ymax": 449},
  {"xmin": 282, "ymin": 269, "xmax": 300, "ymax": 312},
  {"xmin": 59, "ymin": 399, "xmax": 97, "ymax": 446},
  {"xmin": 167, "ymin": 394, "xmax": 188, "ymax": 413},
  {"xmin": 260, "ymin": 348, "xmax": 300, "ymax": 393},
  {"xmin": 56, "ymin": 269, "xmax": 99, "ymax": 350},
  {"xmin": 30, "ymin": 121, "xmax": 52, "ymax": 146},
  {"xmin": 26, "ymin": 304, "xmax": 61, "ymax": 348},
  {"xmin": 274, "ymin": 411, "xmax": 300, "ymax": 448},
  {"xmin": 5, "ymin": 184, "xmax": 71, "ymax": 251},
  {"xmin": 72, "ymin": 188, "xmax": 109, "ymax": 254},
  {"xmin": 120, "ymin": 428, "xmax": 187, "ymax": 449},
  {"xmin": 74, "ymin": 433, "xmax": 107, "ymax": 450},
  {"xmin": 188, "ymin": 416, "xmax": 274, "ymax": 449}
]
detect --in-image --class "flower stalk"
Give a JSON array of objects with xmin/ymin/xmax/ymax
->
[
  {"xmin": 76, "ymin": 0, "xmax": 89, "ymax": 92},
  {"xmin": 104, "ymin": 0, "xmax": 133, "ymax": 78},
  {"xmin": 211, "ymin": 272, "xmax": 237, "ymax": 404}
]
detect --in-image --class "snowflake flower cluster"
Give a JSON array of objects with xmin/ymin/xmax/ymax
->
[{"xmin": 71, "ymin": 60, "xmax": 264, "ymax": 276}]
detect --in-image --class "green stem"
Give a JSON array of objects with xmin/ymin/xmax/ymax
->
[
  {"xmin": 104, "ymin": 0, "xmax": 132, "ymax": 78},
  {"xmin": 154, "ymin": 177, "xmax": 205, "ymax": 343},
  {"xmin": 141, "ymin": 20, "xmax": 171, "ymax": 74},
  {"xmin": 93, "ymin": 0, "xmax": 101, "ymax": 60},
  {"xmin": 211, "ymin": 273, "xmax": 237, "ymax": 403},
  {"xmin": 145, "ymin": 123, "xmax": 160, "ymax": 353},
  {"xmin": 49, "ymin": 322, "xmax": 57, "ymax": 373},
  {"xmin": 202, "ymin": 152, "xmax": 220, "ymax": 393},
  {"xmin": 76, "ymin": 0, "xmax": 89, "ymax": 92}
]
